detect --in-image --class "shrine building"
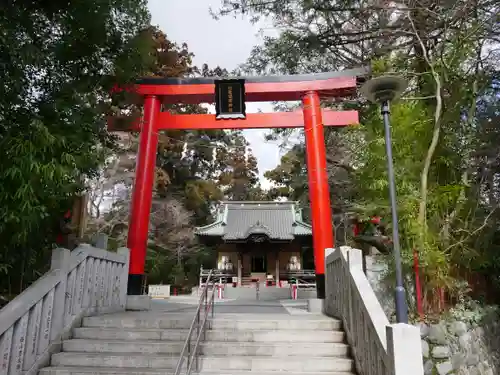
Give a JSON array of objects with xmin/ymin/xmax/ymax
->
[{"xmin": 195, "ymin": 201, "xmax": 315, "ymax": 286}]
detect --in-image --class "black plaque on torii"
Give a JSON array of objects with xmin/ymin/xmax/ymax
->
[{"xmin": 215, "ymin": 79, "xmax": 246, "ymax": 120}]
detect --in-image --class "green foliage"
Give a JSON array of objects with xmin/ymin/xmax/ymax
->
[
  {"xmin": 217, "ymin": 131, "xmax": 262, "ymax": 200},
  {"xmin": 217, "ymin": 0, "xmax": 500, "ymax": 312},
  {"xmin": 265, "ymin": 144, "xmax": 309, "ymax": 212},
  {"xmin": 0, "ymin": 0, "xmax": 151, "ymax": 296}
]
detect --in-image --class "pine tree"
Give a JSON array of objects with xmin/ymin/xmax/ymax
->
[{"xmin": 218, "ymin": 131, "xmax": 262, "ymax": 200}]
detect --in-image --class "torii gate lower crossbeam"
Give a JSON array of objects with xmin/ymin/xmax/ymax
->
[{"xmin": 109, "ymin": 68, "xmax": 366, "ymax": 299}]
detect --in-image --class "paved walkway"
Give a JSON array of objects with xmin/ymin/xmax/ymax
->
[{"xmin": 151, "ymin": 297, "xmax": 311, "ymax": 315}]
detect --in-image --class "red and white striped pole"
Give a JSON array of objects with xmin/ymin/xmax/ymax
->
[
  {"xmin": 291, "ymin": 284, "xmax": 298, "ymax": 300},
  {"xmin": 217, "ymin": 284, "xmax": 223, "ymax": 299}
]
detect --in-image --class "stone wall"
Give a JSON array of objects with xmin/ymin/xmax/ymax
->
[
  {"xmin": 364, "ymin": 254, "xmax": 500, "ymax": 375},
  {"xmin": 365, "ymin": 255, "xmax": 395, "ymax": 316},
  {"xmin": 364, "ymin": 252, "xmax": 500, "ymax": 375},
  {"xmin": 419, "ymin": 307, "xmax": 500, "ymax": 375}
]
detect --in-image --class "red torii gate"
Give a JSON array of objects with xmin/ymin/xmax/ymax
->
[{"xmin": 109, "ymin": 68, "xmax": 366, "ymax": 299}]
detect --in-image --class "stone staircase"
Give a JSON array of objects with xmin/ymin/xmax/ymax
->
[
  {"xmin": 198, "ymin": 314, "xmax": 355, "ymax": 375},
  {"xmin": 0, "ymin": 243, "xmax": 424, "ymax": 375},
  {"xmin": 223, "ymin": 284, "xmax": 292, "ymax": 301},
  {"xmin": 39, "ymin": 312, "xmax": 191, "ymax": 375},
  {"xmin": 38, "ymin": 311, "xmax": 355, "ymax": 375},
  {"xmin": 240, "ymin": 276, "xmax": 255, "ymax": 286}
]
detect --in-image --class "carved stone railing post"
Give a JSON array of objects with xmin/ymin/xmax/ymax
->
[
  {"xmin": 346, "ymin": 248, "xmax": 362, "ymax": 353},
  {"xmin": 7, "ymin": 305, "xmax": 27, "ymax": 375},
  {"xmin": 117, "ymin": 247, "xmax": 130, "ymax": 309},
  {"xmin": 95, "ymin": 233, "xmax": 108, "ymax": 250},
  {"xmin": 50, "ymin": 248, "xmax": 71, "ymax": 342},
  {"xmin": 387, "ymin": 324, "xmax": 423, "ymax": 375}
]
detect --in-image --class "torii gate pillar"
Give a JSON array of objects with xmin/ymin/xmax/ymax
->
[
  {"xmin": 302, "ymin": 91, "xmax": 334, "ymax": 298},
  {"xmin": 109, "ymin": 69, "xmax": 366, "ymax": 298},
  {"xmin": 126, "ymin": 95, "xmax": 161, "ymax": 294}
]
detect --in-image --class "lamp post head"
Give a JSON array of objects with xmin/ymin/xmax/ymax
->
[{"xmin": 360, "ymin": 75, "xmax": 407, "ymax": 104}]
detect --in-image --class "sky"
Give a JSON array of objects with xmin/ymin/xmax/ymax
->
[{"xmin": 147, "ymin": 0, "xmax": 282, "ymax": 189}]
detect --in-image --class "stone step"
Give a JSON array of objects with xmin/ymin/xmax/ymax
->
[
  {"xmin": 73, "ymin": 328, "xmax": 189, "ymax": 341},
  {"xmin": 51, "ymin": 352, "xmax": 353, "ymax": 373},
  {"xmin": 84, "ymin": 327, "xmax": 343, "ymax": 343},
  {"xmin": 211, "ymin": 318, "xmax": 342, "ymax": 331},
  {"xmin": 62, "ymin": 339, "xmax": 185, "ymax": 354},
  {"xmin": 62, "ymin": 339, "xmax": 348, "ymax": 357},
  {"xmin": 50, "ymin": 353, "xmax": 354, "ymax": 373},
  {"xmin": 200, "ymin": 372, "xmax": 355, "ymax": 375},
  {"xmin": 81, "ymin": 314, "xmax": 340, "ymax": 331},
  {"xmin": 82, "ymin": 316, "xmax": 193, "ymax": 329},
  {"xmin": 40, "ymin": 368, "xmax": 173, "ymax": 375},
  {"xmin": 50, "ymin": 353, "xmax": 179, "ymax": 369},
  {"xmin": 40, "ymin": 367, "xmax": 355, "ymax": 375},
  {"xmin": 223, "ymin": 287, "xmax": 292, "ymax": 301},
  {"xmin": 208, "ymin": 329, "xmax": 346, "ymax": 343},
  {"xmin": 73, "ymin": 327, "xmax": 345, "ymax": 343},
  {"xmin": 201, "ymin": 341, "xmax": 349, "ymax": 357},
  {"xmin": 200, "ymin": 356, "xmax": 354, "ymax": 372}
]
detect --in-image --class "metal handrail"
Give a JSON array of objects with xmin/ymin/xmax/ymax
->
[
  {"xmin": 141, "ymin": 273, "xmax": 148, "ymax": 295},
  {"xmin": 295, "ymin": 278, "xmax": 317, "ymax": 288},
  {"xmin": 290, "ymin": 278, "xmax": 317, "ymax": 297},
  {"xmin": 283, "ymin": 269, "xmax": 316, "ymax": 276},
  {"xmin": 200, "ymin": 268, "xmax": 235, "ymax": 276},
  {"xmin": 174, "ymin": 269, "xmax": 217, "ymax": 375}
]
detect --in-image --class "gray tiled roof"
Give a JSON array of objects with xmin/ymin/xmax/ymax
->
[{"xmin": 195, "ymin": 201, "xmax": 312, "ymax": 240}]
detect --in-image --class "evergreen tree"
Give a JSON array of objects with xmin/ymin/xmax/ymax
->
[
  {"xmin": 218, "ymin": 131, "xmax": 261, "ymax": 200},
  {"xmin": 215, "ymin": 0, "xmax": 500, "ymax": 309},
  {"xmin": 0, "ymin": 0, "xmax": 152, "ymax": 295}
]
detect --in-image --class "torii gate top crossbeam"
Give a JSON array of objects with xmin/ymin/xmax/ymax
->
[{"xmin": 132, "ymin": 67, "xmax": 368, "ymax": 104}]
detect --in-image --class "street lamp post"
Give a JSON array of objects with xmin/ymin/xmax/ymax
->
[{"xmin": 360, "ymin": 75, "xmax": 409, "ymax": 324}]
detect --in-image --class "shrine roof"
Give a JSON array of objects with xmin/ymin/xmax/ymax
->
[{"xmin": 195, "ymin": 201, "xmax": 312, "ymax": 241}]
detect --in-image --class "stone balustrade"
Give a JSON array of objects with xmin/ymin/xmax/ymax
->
[
  {"xmin": 324, "ymin": 246, "xmax": 424, "ymax": 375},
  {"xmin": 0, "ymin": 244, "xmax": 130, "ymax": 375}
]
